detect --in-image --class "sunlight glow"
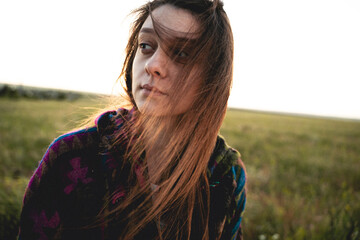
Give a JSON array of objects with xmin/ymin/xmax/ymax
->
[{"xmin": 0, "ymin": 0, "xmax": 359, "ymax": 119}]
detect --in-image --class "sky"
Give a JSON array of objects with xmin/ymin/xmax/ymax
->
[{"xmin": 0, "ymin": 0, "xmax": 359, "ymax": 119}]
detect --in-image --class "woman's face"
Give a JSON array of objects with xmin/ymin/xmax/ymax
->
[{"xmin": 132, "ymin": 4, "xmax": 201, "ymax": 116}]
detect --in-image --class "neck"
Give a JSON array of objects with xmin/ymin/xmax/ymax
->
[{"xmin": 143, "ymin": 115, "xmax": 179, "ymax": 181}]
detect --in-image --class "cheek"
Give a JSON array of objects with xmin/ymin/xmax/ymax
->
[
  {"xmin": 177, "ymin": 81, "xmax": 202, "ymax": 112},
  {"xmin": 131, "ymin": 53, "xmax": 141, "ymax": 92},
  {"xmin": 184, "ymin": 86, "xmax": 198, "ymax": 104}
]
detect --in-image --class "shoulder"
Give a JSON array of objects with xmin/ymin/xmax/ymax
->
[
  {"xmin": 94, "ymin": 108, "xmax": 132, "ymax": 136},
  {"xmin": 208, "ymin": 135, "xmax": 246, "ymax": 185},
  {"xmin": 39, "ymin": 127, "xmax": 99, "ymax": 170},
  {"xmin": 19, "ymin": 108, "xmax": 133, "ymax": 238},
  {"xmin": 33, "ymin": 108, "xmax": 132, "ymax": 177},
  {"xmin": 22, "ymin": 108, "xmax": 131, "ymax": 204},
  {"xmin": 207, "ymin": 136, "xmax": 246, "ymax": 239},
  {"xmin": 45, "ymin": 108, "xmax": 131, "ymax": 162}
]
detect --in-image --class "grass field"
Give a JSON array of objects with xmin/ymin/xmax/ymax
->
[{"xmin": 1, "ymin": 97, "xmax": 359, "ymax": 239}]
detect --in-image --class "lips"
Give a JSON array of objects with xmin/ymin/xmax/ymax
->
[{"xmin": 141, "ymin": 84, "xmax": 167, "ymax": 96}]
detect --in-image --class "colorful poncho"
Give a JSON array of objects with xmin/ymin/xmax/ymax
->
[{"xmin": 19, "ymin": 108, "xmax": 246, "ymax": 240}]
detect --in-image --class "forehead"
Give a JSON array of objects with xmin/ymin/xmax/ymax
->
[{"xmin": 141, "ymin": 4, "xmax": 200, "ymax": 36}]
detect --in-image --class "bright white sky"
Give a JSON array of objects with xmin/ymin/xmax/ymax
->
[{"xmin": 0, "ymin": 0, "xmax": 359, "ymax": 119}]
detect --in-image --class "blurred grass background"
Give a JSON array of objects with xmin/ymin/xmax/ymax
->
[{"xmin": 0, "ymin": 92, "xmax": 359, "ymax": 239}]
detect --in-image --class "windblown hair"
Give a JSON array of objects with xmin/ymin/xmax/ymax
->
[{"xmin": 104, "ymin": 0, "xmax": 234, "ymax": 239}]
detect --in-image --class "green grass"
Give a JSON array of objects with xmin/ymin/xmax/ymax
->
[
  {"xmin": 1, "ymin": 98, "xmax": 359, "ymax": 239},
  {"xmin": 0, "ymin": 97, "xmax": 107, "ymax": 178},
  {"xmin": 221, "ymin": 110, "xmax": 360, "ymax": 240}
]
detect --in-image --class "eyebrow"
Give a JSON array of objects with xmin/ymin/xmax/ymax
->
[
  {"xmin": 139, "ymin": 27, "xmax": 199, "ymax": 45},
  {"xmin": 139, "ymin": 28, "xmax": 155, "ymax": 34}
]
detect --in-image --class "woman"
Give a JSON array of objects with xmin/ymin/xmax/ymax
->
[{"xmin": 19, "ymin": 0, "xmax": 246, "ymax": 239}]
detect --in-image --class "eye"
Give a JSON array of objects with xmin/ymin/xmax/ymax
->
[
  {"xmin": 174, "ymin": 49, "xmax": 188, "ymax": 58},
  {"xmin": 139, "ymin": 43, "xmax": 154, "ymax": 54},
  {"xmin": 172, "ymin": 48, "xmax": 189, "ymax": 64},
  {"xmin": 173, "ymin": 49, "xmax": 189, "ymax": 64}
]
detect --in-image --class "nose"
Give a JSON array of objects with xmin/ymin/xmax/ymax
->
[{"xmin": 145, "ymin": 48, "xmax": 168, "ymax": 79}]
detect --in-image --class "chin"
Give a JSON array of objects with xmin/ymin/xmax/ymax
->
[
  {"xmin": 137, "ymin": 104, "xmax": 165, "ymax": 116},
  {"xmin": 138, "ymin": 105, "xmax": 187, "ymax": 117},
  {"xmin": 135, "ymin": 98, "xmax": 191, "ymax": 117}
]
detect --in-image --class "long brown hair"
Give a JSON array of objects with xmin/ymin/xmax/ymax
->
[{"xmin": 104, "ymin": 0, "xmax": 234, "ymax": 239}]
